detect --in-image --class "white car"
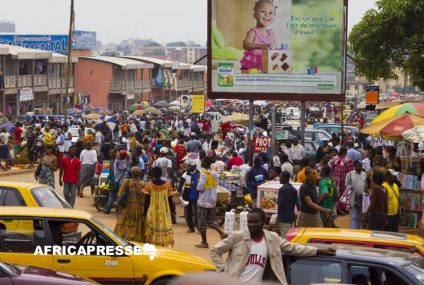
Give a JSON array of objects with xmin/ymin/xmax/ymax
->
[{"xmin": 284, "ymin": 107, "xmax": 301, "ymax": 119}]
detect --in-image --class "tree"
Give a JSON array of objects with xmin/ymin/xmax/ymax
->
[
  {"xmin": 145, "ymin": 41, "xmax": 161, "ymax": 47},
  {"xmin": 166, "ymin": 41, "xmax": 187, "ymax": 47},
  {"xmin": 348, "ymin": 0, "xmax": 424, "ymax": 90}
]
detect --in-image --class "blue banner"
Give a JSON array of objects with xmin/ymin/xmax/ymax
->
[{"xmin": 0, "ymin": 31, "xmax": 96, "ymax": 54}]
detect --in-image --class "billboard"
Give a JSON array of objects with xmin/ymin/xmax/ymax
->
[
  {"xmin": 365, "ymin": 85, "xmax": 379, "ymax": 105},
  {"xmin": 181, "ymin": 95, "xmax": 205, "ymax": 114},
  {"xmin": 0, "ymin": 31, "xmax": 96, "ymax": 54},
  {"xmin": 208, "ymin": 0, "xmax": 347, "ymax": 101}
]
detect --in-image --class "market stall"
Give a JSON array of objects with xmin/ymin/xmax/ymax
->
[{"xmin": 361, "ymin": 110, "xmax": 424, "ymax": 229}]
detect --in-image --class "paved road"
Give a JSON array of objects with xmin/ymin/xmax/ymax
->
[{"xmin": 2, "ymin": 171, "xmax": 221, "ymax": 262}]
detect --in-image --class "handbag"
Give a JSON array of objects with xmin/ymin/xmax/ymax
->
[
  {"xmin": 340, "ymin": 185, "xmax": 353, "ymax": 212},
  {"xmin": 35, "ymin": 163, "xmax": 42, "ymax": 177},
  {"xmin": 117, "ymin": 179, "xmax": 129, "ymax": 208}
]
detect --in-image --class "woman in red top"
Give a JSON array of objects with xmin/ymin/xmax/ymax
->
[
  {"xmin": 174, "ymin": 138, "xmax": 187, "ymax": 169},
  {"xmin": 226, "ymin": 151, "xmax": 244, "ymax": 170}
]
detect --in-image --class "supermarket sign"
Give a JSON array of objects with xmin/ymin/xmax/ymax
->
[{"xmin": 253, "ymin": 137, "xmax": 272, "ymax": 153}]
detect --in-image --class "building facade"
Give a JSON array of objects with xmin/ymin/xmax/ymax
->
[
  {"xmin": 0, "ymin": 44, "xmax": 77, "ymax": 116},
  {"xmin": 123, "ymin": 56, "xmax": 206, "ymax": 102},
  {"xmin": 74, "ymin": 56, "xmax": 153, "ymax": 112}
]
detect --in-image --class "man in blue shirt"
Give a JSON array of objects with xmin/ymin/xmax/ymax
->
[
  {"xmin": 347, "ymin": 141, "xmax": 361, "ymax": 162},
  {"xmin": 277, "ymin": 171, "xmax": 300, "ymax": 238},
  {"xmin": 246, "ymin": 157, "xmax": 268, "ymax": 206},
  {"xmin": 178, "ymin": 158, "xmax": 200, "ymax": 233}
]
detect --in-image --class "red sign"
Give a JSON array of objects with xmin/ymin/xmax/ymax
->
[{"xmin": 253, "ymin": 137, "xmax": 272, "ymax": 153}]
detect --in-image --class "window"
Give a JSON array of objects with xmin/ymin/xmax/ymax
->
[
  {"xmin": 305, "ymin": 143, "xmax": 315, "ymax": 152},
  {"xmin": 310, "ymin": 239, "xmax": 367, "ymax": 247},
  {"xmin": 47, "ymin": 219, "xmax": 114, "ymax": 255},
  {"xmin": 403, "ymin": 262, "xmax": 424, "ymax": 284},
  {"xmin": 0, "ymin": 188, "xmax": 26, "ymax": 206},
  {"xmin": 0, "ymin": 218, "xmax": 45, "ymax": 253},
  {"xmin": 288, "ymin": 259, "xmax": 342, "ymax": 285},
  {"xmin": 350, "ymin": 265, "xmax": 409, "ymax": 285},
  {"xmin": 31, "ymin": 187, "xmax": 70, "ymax": 208}
]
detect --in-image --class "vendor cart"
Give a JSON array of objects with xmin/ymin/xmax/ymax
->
[
  {"xmin": 257, "ymin": 181, "xmax": 301, "ymax": 234},
  {"xmin": 93, "ymin": 168, "xmax": 111, "ymax": 212}
]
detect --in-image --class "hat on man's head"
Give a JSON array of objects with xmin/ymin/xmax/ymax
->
[
  {"xmin": 186, "ymin": 158, "xmax": 198, "ymax": 166},
  {"xmin": 388, "ymin": 169, "xmax": 399, "ymax": 176},
  {"xmin": 190, "ymin": 132, "xmax": 196, "ymax": 137},
  {"xmin": 160, "ymin": 147, "xmax": 168, "ymax": 154}
]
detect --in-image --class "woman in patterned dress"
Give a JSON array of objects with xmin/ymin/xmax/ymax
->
[{"xmin": 114, "ymin": 166, "xmax": 146, "ymax": 242}]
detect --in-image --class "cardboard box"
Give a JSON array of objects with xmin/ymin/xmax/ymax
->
[{"xmin": 262, "ymin": 49, "xmax": 293, "ymax": 74}]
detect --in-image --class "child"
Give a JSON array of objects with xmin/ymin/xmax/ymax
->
[
  {"xmin": 240, "ymin": 0, "xmax": 277, "ymax": 71},
  {"xmin": 92, "ymin": 154, "xmax": 104, "ymax": 196}
]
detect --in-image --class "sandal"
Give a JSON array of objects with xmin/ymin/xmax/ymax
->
[
  {"xmin": 220, "ymin": 233, "xmax": 229, "ymax": 239},
  {"xmin": 195, "ymin": 243, "xmax": 209, "ymax": 248}
]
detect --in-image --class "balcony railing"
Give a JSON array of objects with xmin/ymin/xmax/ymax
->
[
  {"xmin": 111, "ymin": 80, "xmax": 152, "ymax": 93},
  {"xmin": 4, "ymin": 76, "xmax": 17, "ymax": 89},
  {"xmin": 4, "ymin": 75, "xmax": 72, "ymax": 90}
]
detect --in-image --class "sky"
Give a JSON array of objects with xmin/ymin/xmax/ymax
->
[{"xmin": 1, "ymin": 0, "xmax": 377, "ymax": 45}]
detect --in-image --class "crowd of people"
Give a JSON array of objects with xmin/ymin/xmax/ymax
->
[{"xmin": 0, "ymin": 102, "xmax": 413, "ymax": 249}]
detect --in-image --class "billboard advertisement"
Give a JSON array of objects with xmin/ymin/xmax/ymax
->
[
  {"xmin": 365, "ymin": 85, "xmax": 379, "ymax": 105},
  {"xmin": 208, "ymin": 0, "xmax": 346, "ymax": 101},
  {"xmin": 181, "ymin": 95, "xmax": 205, "ymax": 114},
  {"xmin": 0, "ymin": 31, "xmax": 96, "ymax": 54}
]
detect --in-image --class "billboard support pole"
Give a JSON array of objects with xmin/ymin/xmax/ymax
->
[
  {"xmin": 300, "ymin": 101, "xmax": 306, "ymax": 146},
  {"xmin": 64, "ymin": 0, "xmax": 74, "ymax": 123},
  {"xmin": 248, "ymin": 100, "xmax": 254, "ymax": 165},
  {"xmin": 271, "ymin": 107, "xmax": 276, "ymax": 157}
]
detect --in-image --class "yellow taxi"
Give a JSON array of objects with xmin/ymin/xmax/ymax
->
[
  {"xmin": 0, "ymin": 207, "xmax": 215, "ymax": 285},
  {"xmin": 0, "ymin": 181, "xmax": 70, "ymax": 208},
  {"xmin": 286, "ymin": 227, "xmax": 424, "ymax": 257}
]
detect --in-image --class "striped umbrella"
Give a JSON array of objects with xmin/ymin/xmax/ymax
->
[
  {"xmin": 402, "ymin": 126, "xmax": 424, "ymax": 143},
  {"xmin": 371, "ymin": 103, "xmax": 424, "ymax": 124},
  {"xmin": 361, "ymin": 113, "xmax": 424, "ymax": 139}
]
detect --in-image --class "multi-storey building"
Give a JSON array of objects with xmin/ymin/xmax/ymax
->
[
  {"xmin": 0, "ymin": 44, "xmax": 78, "ymax": 115},
  {"xmin": 74, "ymin": 56, "xmax": 153, "ymax": 111}
]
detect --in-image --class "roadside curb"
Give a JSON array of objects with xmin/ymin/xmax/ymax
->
[{"xmin": 0, "ymin": 169, "xmax": 35, "ymax": 178}]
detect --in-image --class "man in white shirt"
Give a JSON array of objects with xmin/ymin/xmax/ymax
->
[
  {"xmin": 63, "ymin": 126, "xmax": 72, "ymax": 154},
  {"xmin": 210, "ymin": 208, "xmax": 336, "ymax": 284},
  {"xmin": 0, "ymin": 127, "xmax": 10, "ymax": 171},
  {"xmin": 152, "ymin": 147, "xmax": 174, "ymax": 183},
  {"xmin": 55, "ymin": 128, "xmax": 65, "ymax": 164},
  {"xmin": 289, "ymin": 138, "xmax": 305, "ymax": 165}
]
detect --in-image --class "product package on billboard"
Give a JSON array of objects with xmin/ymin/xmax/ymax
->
[{"xmin": 209, "ymin": 0, "xmax": 346, "ymax": 98}]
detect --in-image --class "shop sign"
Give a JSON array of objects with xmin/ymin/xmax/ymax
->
[
  {"xmin": 19, "ymin": 88, "xmax": 33, "ymax": 102},
  {"xmin": 253, "ymin": 137, "xmax": 272, "ymax": 153},
  {"xmin": 127, "ymin": 93, "xmax": 135, "ymax": 100}
]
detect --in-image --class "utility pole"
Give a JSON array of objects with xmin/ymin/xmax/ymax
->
[{"xmin": 64, "ymin": 0, "xmax": 74, "ymax": 124}]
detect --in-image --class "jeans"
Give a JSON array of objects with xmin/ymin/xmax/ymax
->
[
  {"xmin": 185, "ymin": 199, "xmax": 198, "ymax": 230},
  {"xmin": 350, "ymin": 206, "xmax": 362, "ymax": 229},
  {"xmin": 104, "ymin": 183, "xmax": 119, "ymax": 212},
  {"xmin": 63, "ymin": 182, "xmax": 77, "ymax": 208},
  {"xmin": 386, "ymin": 214, "xmax": 399, "ymax": 232}
]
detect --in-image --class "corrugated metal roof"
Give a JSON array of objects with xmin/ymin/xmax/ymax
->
[
  {"xmin": 123, "ymin": 56, "xmax": 205, "ymax": 71},
  {"xmin": 0, "ymin": 44, "xmax": 51, "ymax": 59},
  {"xmin": 50, "ymin": 52, "xmax": 78, "ymax": 63},
  {"xmin": 122, "ymin": 56, "xmax": 173, "ymax": 68},
  {"xmin": 79, "ymin": 56, "xmax": 154, "ymax": 69},
  {"xmin": 191, "ymin": 65, "xmax": 207, "ymax": 72}
]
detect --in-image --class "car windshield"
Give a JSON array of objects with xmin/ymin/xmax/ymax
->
[
  {"xmin": 91, "ymin": 217, "xmax": 129, "ymax": 247},
  {"xmin": 0, "ymin": 263, "xmax": 20, "ymax": 277},
  {"xmin": 31, "ymin": 187, "xmax": 71, "ymax": 208},
  {"xmin": 403, "ymin": 261, "xmax": 424, "ymax": 284}
]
